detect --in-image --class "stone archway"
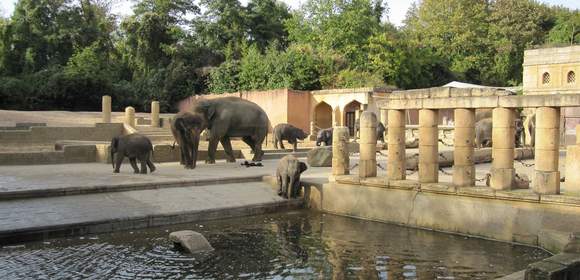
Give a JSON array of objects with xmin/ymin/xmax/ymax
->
[
  {"xmin": 343, "ymin": 100, "xmax": 361, "ymax": 136},
  {"xmin": 314, "ymin": 102, "xmax": 333, "ymax": 130}
]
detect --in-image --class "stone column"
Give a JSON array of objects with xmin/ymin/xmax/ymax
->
[
  {"xmin": 310, "ymin": 121, "xmax": 316, "ymax": 136},
  {"xmin": 453, "ymin": 108, "xmax": 475, "ymax": 187},
  {"xmin": 102, "ymin": 95, "xmax": 111, "ymax": 123},
  {"xmin": 419, "ymin": 109, "xmax": 439, "ymax": 183},
  {"xmin": 332, "ymin": 107, "xmax": 340, "ymax": 127},
  {"xmin": 388, "ymin": 109, "xmax": 406, "ymax": 180},
  {"xmin": 151, "ymin": 101, "xmax": 160, "ymax": 127},
  {"xmin": 380, "ymin": 109, "xmax": 388, "ymax": 127},
  {"xmin": 534, "ymin": 107, "xmax": 560, "ymax": 194},
  {"xmin": 354, "ymin": 108, "xmax": 361, "ymax": 139},
  {"xmin": 566, "ymin": 125, "xmax": 580, "ymax": 194},
  {"xmin": 490, "ymin": 107, "xmax": 515, "ymax": 190},
  {"xmin": 359, "ymin": 111, "xmax": 377, "ymax": 178},
  {"xmin": 332, "ymin": 126, "xmax": 350, "ymax": 176},
  {"xmin": 125, "ymin": 106, "xmax": 136, "ymax": 128}
]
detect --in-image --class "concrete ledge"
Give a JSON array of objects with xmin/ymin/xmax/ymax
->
[
  {"xmin": 0, "ymin": 199, "xmax": 303, "ymax": 246},
  {"xmin": 318, "ymin": 182, "xmax": 580, "ymax": 254},
  {"xmin": 0, "ymin": 175, "xmax": 265, "ymax": 201}
]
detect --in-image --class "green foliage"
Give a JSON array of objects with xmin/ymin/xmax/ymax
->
[{"xmin": 0, "ymin": 0, "xmax": 578, "ymax": 112}]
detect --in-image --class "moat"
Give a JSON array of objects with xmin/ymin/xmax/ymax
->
[{"xmin": 0, "ymin": 210, "xmax": 549, "ymax": 279}]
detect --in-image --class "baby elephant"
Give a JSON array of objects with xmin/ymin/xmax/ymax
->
[
  {"xmin": 276, "ymin": 155, "xmax": 308, "ymax": 198},
  {"xmin": 111, "ymin": 134, "xmax": 156, "ymax": 174},
  {"xmin": 316, "ymin": 128, "xmax": 333, "ymax": 146},
  {"xmin": 273, "ymin": 123, "xmax": 308, "ymax": 152}
]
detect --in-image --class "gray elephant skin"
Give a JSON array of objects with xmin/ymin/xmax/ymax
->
[
  {"xmin": 273, "ymin": 123, "xmax": 308, "ymax": 152},
  {"xmin": 111, "ymin": 134, "xmax": 156, "ymax": 174},
  {"xmin": 354, "ymin": 119, "xmax": 385, "ymax": 142},
  {"xmin": 172, "ymin": 97, "xmax": 269, "ymax": 169},
  {"xmin": 316, "ymin": 128, "xmax": 333, "ymax": 146},
  {"xmin": 475, "ymin": 118, "xmax": 493, "ymax": 148},
  {"xmin": 276, "ymin": 155, "xmax": 308, "ymax": 198}
]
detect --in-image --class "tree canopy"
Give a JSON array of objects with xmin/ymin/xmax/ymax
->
[{"xmin": 0, "ymin": 0, "xmax": 578, "ymax": 112}]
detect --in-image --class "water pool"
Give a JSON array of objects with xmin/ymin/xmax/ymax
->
[{"xmin": 0, "ymin": 210, "xmax": 549, "ymax": 279}]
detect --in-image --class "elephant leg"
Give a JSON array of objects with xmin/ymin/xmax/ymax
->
[
  {"xmin": 242, "ymin": 136, "xmax": 256, "ymax": 153},
  {"xmin": 274, "ymin": 137, "xmax": 279, "ymax": 150},
  {"xmin": 220, "ymin": 137, "xmax": 236, "ymax": 163},
  {"xmin": 206, "ymin": 138, "xmax": 219, "ymax": 164},
  {"xmin": 129, "ymin": 158, "xmax": 139, "ymax": 174},
  {"xmin": 291, "ymin": 139, "xmax": 298, "ymax": 152},
  {"xmin": 292, "ymin": 176, "xmax": 301, "ymax": 198},
  {"xmin": 281, "ymin": 176, "xmax": 289, "ymax": 198},
  {"xmin": 114, "ymin": 154, "xmax": 123, "ymax": 173},
  {"xmin": 252, "ymin": 137, "xmax": 265, "ymax": 162},
  {"xmin": 139, "ymin": 158, "xmax": 148, "ymax": 174},
  {"xmin": 280, "ymin": 140, "xmax": 286, "ymax": 150},
  {"xmin": 288, "ymin": 176, "xmax": 295, "ymax": 199},
  {"xmin": 276, "ymin": 174, "xmax": 283, "ymax": 195},
  {"xmin": 146, "ymin": 155, "xmax": 156, "ymax": 173}
]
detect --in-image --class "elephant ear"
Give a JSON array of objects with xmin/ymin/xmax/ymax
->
[{"xmin": 298, "ymin": 162, "xmax": 308, "ymax": 173}]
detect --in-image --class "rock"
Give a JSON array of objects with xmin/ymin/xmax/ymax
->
[
  {"xmin": 405, "ymin": 137, "xmax": 419, "ymax": 148},
  {"xmin": 169, "ymin": 230, "xmax": 214, "ymax": 253},
  {"xmin": 307, "ymin": 147, "xmax": 332, "ymax": 167},
  {"xmin": 514, "ymin": 173, "xmax": 530, "ymax": 189}
]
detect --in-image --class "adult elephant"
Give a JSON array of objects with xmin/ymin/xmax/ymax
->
[{"xmin": 172, "ymin": 97, "xmax": 269, "ymax": 169}]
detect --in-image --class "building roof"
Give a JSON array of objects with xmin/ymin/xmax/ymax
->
[{"xmin": 442, "ymin": 81, "xmax": 520, "ymax": 93}]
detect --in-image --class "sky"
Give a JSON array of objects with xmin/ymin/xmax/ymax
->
[{"xmin": 1, "ymin": 0, "xmax": 579, "ymax": 27}]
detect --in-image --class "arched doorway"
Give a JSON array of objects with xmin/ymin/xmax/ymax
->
[
  {"xmin": 343, "ymin": 100, "xmax": 361, "ymax": 136},
  {"xmin": 315, "ymin": 102, "xmax": 332, "ymax": 130}
]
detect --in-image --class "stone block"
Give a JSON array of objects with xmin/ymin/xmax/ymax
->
[
  {"xmin": 492, "ymin": 108, "xmax": 515, "ymax": 128},
  {"xmin": 388, "ymin": 110, "xmax": 406, "ymax": 127},
  {"xmin": 419, "ymin": 127, "xmax": 439, "ymax": 145},
  {"xmin": 421, "ymin": 183, "xmax": 457, "ymax": 194},
  {"xmin": 384, "ymin": 99, "xmax": 422, "ymax": 110},
  {"xmin": 536, "ymin": 107, "xmax": 560, "ymax": 129},
  {"xmin": 335, "ymin": 175, "xmax": 360, "ymax": 185},
  {"xmin": 359, "ymin": 160, "xmax": 377, "ymax": 178},
  {"xmin": 387, "ymin": 127, "xmax": 405, "ymax": 144},
  {"xmin": 535, "ymin": 149, "xmax": 559, "ymax": 172},
  {"xmin": 419, "ymin": 146, "xmax": 438, "ymax": 163},
  {"xmin": 360, "ymin": 176, "xmax": 388, "ymax": 187},
  {"xmin": 454, "ymin": 108, "xmax": 475, "ymax": 127},
  {"xmin": 430, "ymin": 87, "xmax": 451, "ymax": 98},
  {"xmin": 453, "ymin": 165, "xmax": 475, "ymax": 187},
  {"xmin": 495, "ymin": 189, "xmax": 539, "ymax": 202},
  {"xmin": 418, "ymin": 163, "xmax": 438, "ymax": 183},
  {"xmin": 449, "ymin": 87, "xmax": 472, "ymax": 97},
  {"xmin": 169, "ymin": 230, "xmax": 214, "ymax": 253},
  {"xmin": 535, "ymin": 128, "xmax": 560, "ymax": 150},
  {"xmin": 566, "ymin": 145, "xmax": 580, "ymax": 194},
  {"xmin": 307, "ymin": 147, "xmax": 332, "ymax": 167},
  {"xmin": 492, "ymin": 148, "xmax": 514, "ymax": 169},
  {"xmin": 388, "ymin": 180, "xmax": 419, "ymax": 190},
  {"xmin": 534, "ymin": 171, "xmax": 560, "ymax": 195},
  {"xmin": 457, "ymin": 186, "xmax": 496, "ymax": 198},
  {"xmin": 454, "ymin": 127, "xmax": 475, "ymax": 147},
  {"xmin": 490, "ymin": 168, "xmax": 515, "ymax": 190},
  {"xmin": 454, "ymin": 147, "xmax": 474, "ymax": 165},
  {"xmin": 492, "ymin": 128, "xmax": 515, "ymax": 149}
]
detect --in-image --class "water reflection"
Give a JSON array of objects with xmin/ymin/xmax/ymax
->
[{"xmin": 0, "ymin": 211, "xmax": 549, "ymax": 279}]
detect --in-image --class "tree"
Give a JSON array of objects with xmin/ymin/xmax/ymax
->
[{"xmin": 547, "ymin": 8, "xmax": 580, "ymax": 45}]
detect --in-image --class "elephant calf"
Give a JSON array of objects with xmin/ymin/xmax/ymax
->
[
  {"xmin": 111, "ymin": 134, "xmax": 156, "ymax": 174},
  {"xmin": 273, "ymin": 123, "xmax": 308, "ymax": 152},
  {"xmin": 316, "ymin": 128, "xmax": 333, "ymax": 146},
  {"xmin": 475, "ymin": 118, "xmax": 492, "ymax": 148},
  {"xmin": 276, "ymin": 155, "xmax": 308, "ymax": 198}
]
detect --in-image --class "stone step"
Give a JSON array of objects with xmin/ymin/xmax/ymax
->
[
  {"xmin": 0, "ymin": 181, "xmax": 302, "ymax": 245},
  {"xmin": 241, "ymin": 149, "xmax": 310, "ymax": 160}
]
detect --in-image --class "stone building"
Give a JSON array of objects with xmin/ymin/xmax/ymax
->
[{"xmin": 523, "ymin": 45, "xmax": 580, "ymax": 143}]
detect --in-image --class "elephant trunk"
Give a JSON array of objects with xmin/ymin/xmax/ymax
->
[{"xmin": 191, "ymin": 132, "xmax": 200, "ymax": 169}]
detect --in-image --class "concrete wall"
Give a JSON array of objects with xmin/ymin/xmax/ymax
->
[
  {"xmin": 313, "ymin": 180, "xmax": 580, "ymax": 253},
  {"xmin": 242, "ymin": 89, "xmax": 289, "ymax": 131},
  {"xmin": 0, "ymin": 123, "xmax": 123, "ymax": 145},
  {"xmin": 287, "ymin": 90, "xmax": 311, "ymax": 132}
]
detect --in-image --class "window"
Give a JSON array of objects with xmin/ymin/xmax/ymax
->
[
  {"xmin": 568, "ymin": 71, "xmax": 576, "ymax": 84},
  {"xmin": 542, "ymin": 72, "xmax": 551, "ymax": 84}
]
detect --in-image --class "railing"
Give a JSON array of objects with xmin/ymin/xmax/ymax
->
[{"xmin": 332, "ymin": 88, "xmax": 580, "ymax": 195}]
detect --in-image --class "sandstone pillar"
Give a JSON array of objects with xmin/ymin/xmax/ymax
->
[
  {"xmin": 354, "ymin": 109, "xmax": 361, "ymax": 139},
  {"xmin": 332, "ymin": 107, "xmax": 340, "ymax": 127},
  {"xmin": 419, "ymin": 109, "xmax": 438, "ymax": 183},
  {"xmin": 310, "ymin": 121, "xmax": 316, "ymax": 137},
  {"xmin": 332, "ymin": 126, "xmax": 350, "ymax": 176},
  {"xmin": 359, "ymin": 111, "xmax": 377, "ymax": 178},
  {"xmin": 388, "ymin": 109, "xmax": 406, "ymax": 180},
  {"xmin": 102, "ymin": 95, "xmax": 111, "ymax": 123},
  {"xmin": 453, "ymin": 108, "xmax": 475, "ymax": 187},
  {"xmin": 125, "ymin": 106, "xmax": 136, "ymax": 128},
  {"xmin": 380, "ymin": 109, "xmax": 388, "ymax": 127},
  {"xmin": 490, "ymin": 107, "xmax": 515, "ymax": 190},
  {"xmin": 151, "ymin": 101, "xmax": 160, "ymax": 127},
  {"xmin": 534, "ymin": 107, "xmax": 560, "ymax": 194},
  {"xmin": 566, "ymin": 124, "xmax": 580, "ymax": 194}
]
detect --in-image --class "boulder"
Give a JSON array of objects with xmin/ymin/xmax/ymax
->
[
  {"xmin": 169, "ymin": 230, "xmax": 214, "ymax": 253},
  {"xmin": 307, "ymin": 147, "xmax": 332, "ymax": 167}
]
